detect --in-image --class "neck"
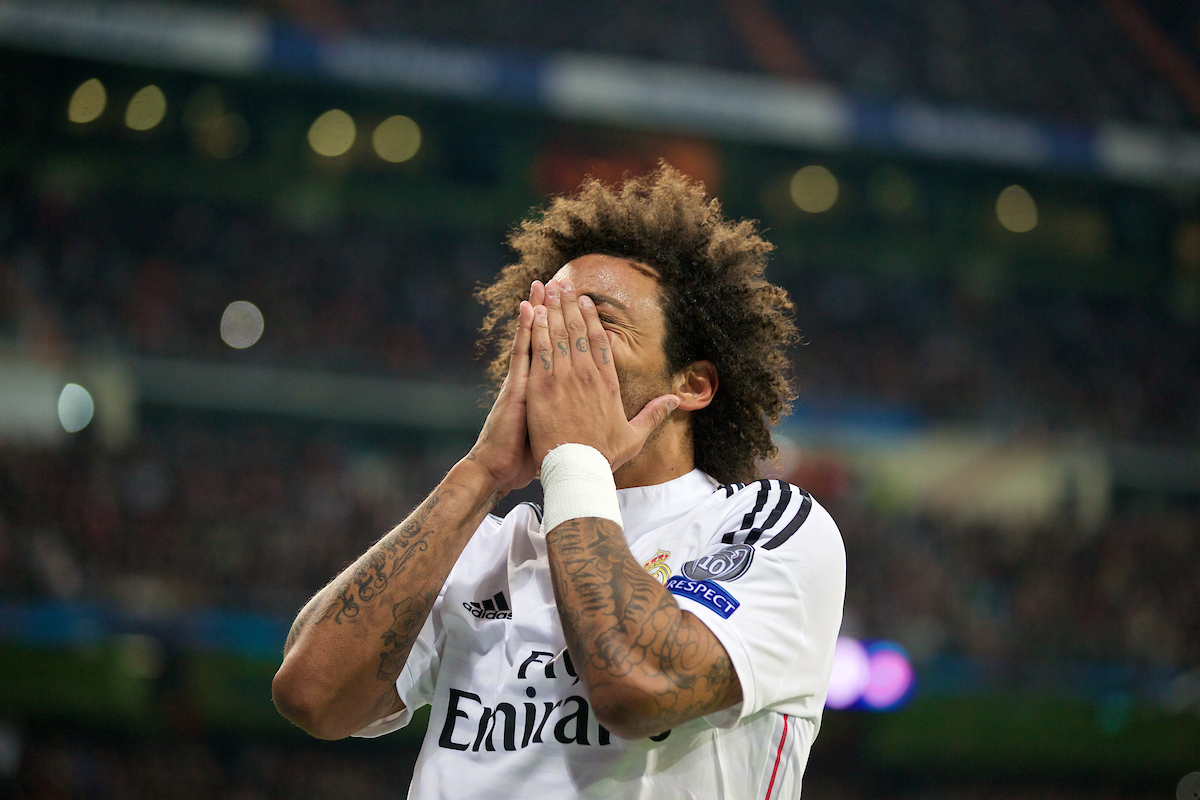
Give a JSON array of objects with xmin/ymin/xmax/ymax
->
[{"xmin": 612, "ymin": 416, "xmax": 694, "ymax": 490}]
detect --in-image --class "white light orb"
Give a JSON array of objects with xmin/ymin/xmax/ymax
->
[
  {"xmin": 220, "ymin": 301, "xmax": 264, "ymax": 348},
  {"xmin": 58, "ymin": 383, "xmax": 95, "ymax": 432},
  {"xmin": 825, "ymin": 636, "xmax": 870, "ymax": 709}
]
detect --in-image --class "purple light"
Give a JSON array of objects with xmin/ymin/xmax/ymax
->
[
  {"xmin": 826, "ymin": 636, "xmax": 870, "ymax": 709},
  {"xmin": 861, "ymin": 643, "xmax": 914, "ymax": 710},
  {"xmin": 825, "ymin": 637, "xmax": 916, "ymax": 711}
]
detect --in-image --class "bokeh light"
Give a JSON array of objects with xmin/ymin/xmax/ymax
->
[
  {"xmin": 200, "ymin": 113, "xmax": 249, "ymax": 159},
  {"xmin": 790, "ymin": 165, "xmax": 839, "ymax": 213},
  {"xmin": 861, "ymin": 643, "xmax": 915, "ymax": 710},
  {"xmin": 183, "ymin": 86, "xmax": 249, "ymax": 159},
  {"xmin": 68, "ymin": 78, "xmax": 107, "ymax": 124},
  {"xmin": 58, "ymin": 384, "xmax": 95, "ymax": 433},
  {"xmin": 220, "ymin": 301, "xmax": 264, "ymax": 348},
  {"xmin": 125, "ymin": 85, "xmax": 167, "ymax": 131},
  {"xmin": 826, "ymin": 636, "xmax": 871, "ymax": 709},
  {"xmin": 996, "ymin": 184, "xmax": 1038, "ymax": 232},
  {"xmin": 826, "ymin": 637, "xmax": 915, "ymax": 711},
  {"xmin": 308, "ymin": 109, "xmax": 356, "ymax": 157},
  {"xmin": 372, "ymin": 115, "xmax": 421, "ymax": 163}
]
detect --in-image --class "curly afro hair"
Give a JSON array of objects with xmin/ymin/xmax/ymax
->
[{"xmin": 476, "ymin": 164, "xmax": 797, "ymax": 484}]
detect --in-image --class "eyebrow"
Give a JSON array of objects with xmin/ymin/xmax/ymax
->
[{"xmin": 583, "ymin": 292, "xmax": 628, "ymax": 312}]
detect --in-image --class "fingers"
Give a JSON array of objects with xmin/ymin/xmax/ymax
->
[
  {"xmin": 578, "ymin": 293, "xmax": 615, "ymax": 378},
  {"xmin": 530, "ymin": 280, "xmax": 545, "ymax": 308},
  {"xmin": 544, "ymin": 281, "xmax": 572, "ymax": 363},
  {"xmin": 628, "ymin": 393, "xmax": 681, "ymax": 445},
  {"xmin": 557, "ymin": 279, "xmax": 593, "ymax": 367},
  {"xmin": 508, "ymin": 300, "xmax": 534, "ymax": 383},
  {"xmin": 531, "ymin": 303, "xmax": 553, "ymax": 375}
]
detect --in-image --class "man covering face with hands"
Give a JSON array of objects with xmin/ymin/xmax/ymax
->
[{"xmin": 272, "ymin": 166, "xmax": 846, "ymax": 800}]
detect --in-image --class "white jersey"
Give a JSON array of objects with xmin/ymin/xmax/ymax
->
[{"xmin": 355, "ymin": 469, "xmax": 846, "ymax": 800}]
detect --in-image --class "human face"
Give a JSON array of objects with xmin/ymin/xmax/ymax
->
[{"xmin": 551, "ymin": 254, "xmax": 674, "ymax": 421}]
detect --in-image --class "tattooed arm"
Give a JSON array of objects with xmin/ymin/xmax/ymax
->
[
  {"xmin": 526, "ymin": 276, "xmax": 737, "ymax": 739},
  {"xmin": 546, "ymin": 518, "xmax": 742, "ymax": 739},
  {"xmin": 272, "ymin": 290, "xmax": 544, "ymax": 740}
]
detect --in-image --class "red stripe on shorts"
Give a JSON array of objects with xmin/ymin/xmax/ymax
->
[{"xmin": 763, "ymin": 713, "xmax": 789, "ymax": 800}]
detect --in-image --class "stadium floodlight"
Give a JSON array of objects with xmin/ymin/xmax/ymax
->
[
  {"xmin": 125, "ymin": 85, "xmax": 167, "ymax": 131},
  {"xmin": 308, "ymin": 109, "xmax": 356, "ymax": 157},
  {"xmin": 996, "ymin": 184, "xmax": 1038, "ymax": 232},
  {"xmin": 68, "ymin": 78, "xmax": 106, "ymax": 124},
  {"xmin": 372, "ymin": 115, "xmax": 421, "ymax": 163},
  {"xmin": 790, "ymin": 165, "xmax": 839, "ymax": 213}
]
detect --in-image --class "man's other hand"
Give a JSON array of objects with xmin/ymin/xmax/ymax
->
[{"xmin": 467, "ymin": 281, "xmax": 545, "ymax": 493}]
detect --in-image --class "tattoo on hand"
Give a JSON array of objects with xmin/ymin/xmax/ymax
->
[
  {"xmin": 575, "ymin": 337, "xmax": 589, "ymax": 353},
  {"xmin": 599, "ymin": 348, "xmax": 609, "ymax": 365},
  {"xmin": 541, "ymin": 353, "xmax": 552, "ymax": 370},
  {"xmin": 557, "ymin": 341, "xmax": 569, "ymax": 356}
]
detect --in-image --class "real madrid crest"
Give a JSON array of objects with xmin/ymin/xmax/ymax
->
[{"xmin": 642, "ymin": 549, "xmax": 672, "ymax": 584}]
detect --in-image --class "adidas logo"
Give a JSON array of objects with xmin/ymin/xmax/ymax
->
[{"xmin": 463, "ymin": 591, "xmax": 511, "ymax": 620}]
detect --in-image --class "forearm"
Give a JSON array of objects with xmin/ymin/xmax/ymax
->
[
  {"xmin": 546, "ymin": 518, "xmax": 741, "ymax": 739},
  {"xmin": 273, "ymin": 457, "xmax": 505, "ymax": 739}
]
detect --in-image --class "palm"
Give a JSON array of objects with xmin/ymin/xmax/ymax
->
[{"xmin": 468, "ymin": 283, "xmax": 544, "ymax": 492}]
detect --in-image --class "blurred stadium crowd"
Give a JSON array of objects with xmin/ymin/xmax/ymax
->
[
  {"xmin": 2, "ymin": 180, "xmax": 1197, "ymax": 673},
  {"xmin": 5, "ymin": 184, "xmax": 1197, "ymax": 440},
  {"xmin": 175, "ymin": 0, "xmax": 1189, "ymax": 127}
]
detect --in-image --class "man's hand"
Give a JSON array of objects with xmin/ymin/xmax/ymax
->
[
  {"xmin": 467, "ymin": 281, "xmax": 545, "ymax": 492},
  {"xmin": 526, "ymin": 278, "xmax": 678, "ymax": 470}
]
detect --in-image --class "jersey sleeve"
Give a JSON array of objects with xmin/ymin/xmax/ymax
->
[
  {"xmin": 665, "ymin": 481, "xmax": 846, "ymax": 728},
  {"xmin": 351, "ymin": 592, "xmax": 446, "ymax": 738}
]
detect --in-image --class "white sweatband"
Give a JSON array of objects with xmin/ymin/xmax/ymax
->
[{"xmin": 540, "ymin": 443, "xmax": 623, "ymax": 535}]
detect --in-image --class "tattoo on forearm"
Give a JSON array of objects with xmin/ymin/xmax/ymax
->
[
  {"xmin": 378, "ymin": 591, "xmax": 438, "ymax": 681},
  {"xmin": 546, "ymin": 519, "xmax": 741, "ymax": 735},
  {"xmin": 575, "ymin": 337, "xmax": 588, "ymax": 353},
  {"xmin": 317, "ymin": 493, "xmax": 441, "ymax": 626},
  {"xmin": 557, "ymin": 341, "xmax": 569, "ymax": 356},
  {"xmin": 295, "ymin": 483, "xmax": 500, "ymax": 678}
]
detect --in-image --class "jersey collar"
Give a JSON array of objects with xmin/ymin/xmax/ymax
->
[{"xmin": 617, "ymin": 469, "xmax": 720, "ymax": 545}]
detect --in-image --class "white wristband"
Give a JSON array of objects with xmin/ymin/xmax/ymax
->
[{"xmin": 540, "ymin": 443, "xmax": 623, "ymax": 535}]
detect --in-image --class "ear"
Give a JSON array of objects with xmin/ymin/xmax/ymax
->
[{"xmin": 671, "ymin": 360, "xmax": 717, "ymax": 412}]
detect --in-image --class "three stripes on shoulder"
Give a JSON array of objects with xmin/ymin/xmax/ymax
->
[{"xmin": 720, "ymin": 480, "xmax": 812, "ymax": 551}]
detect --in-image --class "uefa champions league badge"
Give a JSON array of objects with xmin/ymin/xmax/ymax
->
[{"xmin": 643, "ymin": 550, "xmax": 672, "ymax": 584}]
